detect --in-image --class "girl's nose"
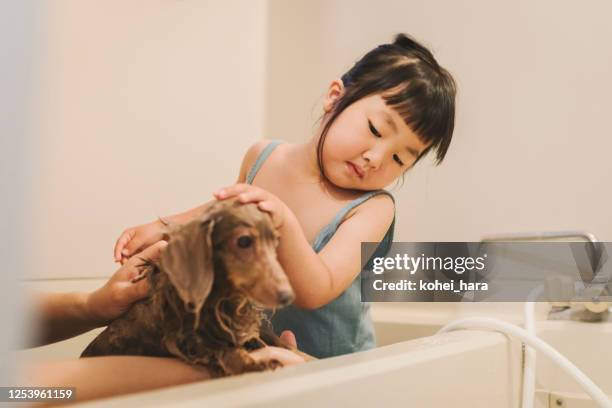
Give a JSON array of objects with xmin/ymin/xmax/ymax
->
[{"xmin": 362, "ymin": 149, "xmax": 383, "ymax": 170}]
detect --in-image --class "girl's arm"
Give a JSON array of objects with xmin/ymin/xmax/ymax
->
[
  {"xmin": 215, "ymin": 182, "xmax": 394, "ymax": 309},
  {"xmin": 276, "ymin": 194, "xmax": 394, "ymax": 309},
  {"xmin": 156, "ymin": 138, "xmax": 392, "ymax": 309},
  {"xmin": 114, "ymin": 141, "xmax": 269, "ymax": 262}
]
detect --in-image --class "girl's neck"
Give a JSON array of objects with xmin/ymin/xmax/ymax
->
[
  {"xmin": 287, "ymin": 139, "xmax": 365, "ymax": 200},
  {"xmin": 287, "ymin": 140, "xmax": 320, "ymax": 183}
]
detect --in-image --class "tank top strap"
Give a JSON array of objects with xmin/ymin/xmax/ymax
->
[
  {"xmin": 312, "ymin": 190, "xmax": 395, "ymax": 253},
  {"xmin": 246, "ymin": 139, "xmax": 284, "ymax": 185}
]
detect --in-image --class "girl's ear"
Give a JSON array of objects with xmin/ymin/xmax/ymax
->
[{"xmin": 323, "ymin": 79, "xmax": 345, "ymax": 113}]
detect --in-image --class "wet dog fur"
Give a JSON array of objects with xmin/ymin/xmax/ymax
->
[{"xmin": 81, "ymin": 199, "xmax": 295, "ymax": 377}]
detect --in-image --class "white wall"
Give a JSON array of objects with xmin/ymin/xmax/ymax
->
[
  {"xmin": 265, "ymin": 0, "xmax": 612, "ymax": 241},
  {"xmin": 27, "ymin": 0, "xmax": 612, "ymax": 282},
  {"xmin": 29, "ymin": 0, "xmax": 267, "ymax": 279}
]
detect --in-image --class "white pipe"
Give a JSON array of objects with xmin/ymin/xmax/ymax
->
[
  {"xmin": 438, "ymin": 317, "xmax": 611, "ymax": 408},
  {"xmin": 522, "ymin": 286, "xmax": 543, "ymax": 408}
]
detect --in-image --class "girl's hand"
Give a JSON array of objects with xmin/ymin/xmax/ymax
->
[
  {"xmin": 213, "ymin": 184, "xmax": 291, "ymax": 230},
  {"xmin": 114, "ymin": 219, "xmax": 167, "ymax": 264}
]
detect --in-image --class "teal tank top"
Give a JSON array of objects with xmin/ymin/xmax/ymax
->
[{"xmin": 247, "ymin": 140, "xmax": 395, "ymax": 359}]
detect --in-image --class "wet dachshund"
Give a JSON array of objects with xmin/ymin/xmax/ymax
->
[{"xmin": 81, "ymin": 199, "xmax": 295, "ymax": 377}]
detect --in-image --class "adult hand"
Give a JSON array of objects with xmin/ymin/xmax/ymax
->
[{"xmin": 88, "ymin": 240, "xmax": 168, "ymax": 326}]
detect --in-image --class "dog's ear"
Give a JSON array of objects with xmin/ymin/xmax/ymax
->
[{"xmin": 160, "ymin": 215, "xmax": 216, "ymax": 327}]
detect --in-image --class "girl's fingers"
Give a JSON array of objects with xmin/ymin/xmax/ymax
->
[
  {"xmin": 237, "ymin": 190, "xmax": 267, "ymax": 204},
  {"xmin": 257, "ymin": 201, "xmax": 272, "ymax": 213},
  {"xmin": 258, "ymin": 201, "xmax": 283, "ymax": 228},
  {"xmin": 114, "ymin": 231, "xmax": 132, "ymax": 262},
  {"xmin": 122, "ymin": 236, "xmax": 145, "ymax": 259},
  {"xmin": 214, "ymin": 183, "xmax": 251, "ymax": 199},
  {"xmin": 114, "ymin": 235, "xmax": 124, "ymax": 261}
]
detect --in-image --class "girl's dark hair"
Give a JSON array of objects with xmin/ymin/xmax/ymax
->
[{"xmin": 317, "ymin": 33, "xmax": 456, "ymax": 179}]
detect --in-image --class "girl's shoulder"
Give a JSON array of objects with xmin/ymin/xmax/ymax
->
[
  {"xmin": 237, "ymin": 138, "xmax": 280, "ymax": 183},
  {"xmin": 342, "ymin": 191, "xmax": 395, "ymax": 227}
]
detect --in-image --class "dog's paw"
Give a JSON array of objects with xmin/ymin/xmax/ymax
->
[
  {"xmin": 242, "ymin": 357, "xmax": 283, "ymax": 373},
  {"xmin": 264, "ymin": 358, "xmax": 283, "ymax": 371}
]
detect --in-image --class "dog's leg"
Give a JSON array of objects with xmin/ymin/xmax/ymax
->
[
  {"xmin": 163, "ymin": 334, "xmax": 192, "ymax": 362},
  {"xmin": 213, "ymin": 348, "xmax": 281, "ymax": 376}
]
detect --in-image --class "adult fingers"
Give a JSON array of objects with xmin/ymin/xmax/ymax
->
[
  {"xmin": 123, "ymin": 272, "xmax": 151, "ymax": 301},
  {"xmin": 122, "ymin": 241, "xmax": 167, "ymax": 300}
]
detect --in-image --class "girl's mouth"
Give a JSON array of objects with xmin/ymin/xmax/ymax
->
[{"xmin": 347, "ymin": 162, "xmax": 364, "ymax": 178}]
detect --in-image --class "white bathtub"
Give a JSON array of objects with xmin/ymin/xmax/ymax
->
[
  {"xmin": 17, "ymin": 283, "xmax": 611, "ymax": 407},
  {"xmin": 372, "ymin": 303, "xmax": 612, "ymax": 408}
]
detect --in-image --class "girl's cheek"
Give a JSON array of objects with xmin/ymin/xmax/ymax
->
[{"xmin": 387, "ymin": 168, "xmax": 403, "ymax": 184}]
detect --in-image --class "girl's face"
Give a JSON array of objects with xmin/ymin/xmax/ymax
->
[{"xmin": 320, "ymin": 81, "xmax": 430, "ymax": 191}]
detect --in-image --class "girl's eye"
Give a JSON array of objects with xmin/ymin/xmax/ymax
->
[
  {"xmin": 393, "ymin": 154, "xmax": 404, "ymax": 166},
  {"xmin": 368, "ymin": 120, "xmax": 381, "ymax": 137}
]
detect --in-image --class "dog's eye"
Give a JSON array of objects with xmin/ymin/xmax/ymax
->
[{"xmin": 237, "ymin": 235, "xmax": 253, "ymax": 248}]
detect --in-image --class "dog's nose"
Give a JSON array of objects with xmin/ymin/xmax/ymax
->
[{"xmin": 277, "ymin": 291, "xmax": 294, "ymax": 307}]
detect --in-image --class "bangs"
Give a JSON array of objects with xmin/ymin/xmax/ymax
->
[{"xmin": 381, "ymin": 64, "xmax": 456, "ymax": 164}]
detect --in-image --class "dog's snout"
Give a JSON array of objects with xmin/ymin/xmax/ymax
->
[{"xmin": 277, "ymin": 291, "xmax": 294, "ymax": 307}]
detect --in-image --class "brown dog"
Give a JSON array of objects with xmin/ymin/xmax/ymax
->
[{"xmin": 81, "ymin": 199, "xmax": 295, "ymax": 377}]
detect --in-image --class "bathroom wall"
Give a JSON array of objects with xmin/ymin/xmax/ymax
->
[
  {"xmin": 265, "ymin": 0, "xmax": 612, "ymax": 321},
  {"xmin": 26, "ymin": 0, "xmax": 612, "ymax": 285},
  {"xmin": 28, "ymin": 0, "xmax": 267, "ymax": 280},
  {"xmin": 265, "ymin": 0, "xmax": 612, "ymax": 242}
]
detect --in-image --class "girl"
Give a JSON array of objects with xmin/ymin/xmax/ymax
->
[{"xmin": 114, "ymin": 33, "xmax": 456, "ymax": 359}]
